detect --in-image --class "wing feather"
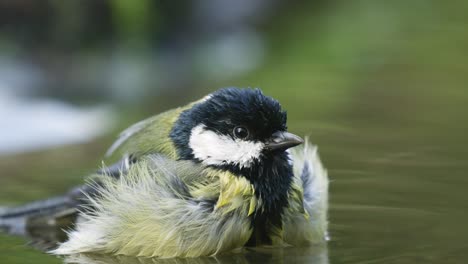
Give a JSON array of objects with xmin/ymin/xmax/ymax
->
[
  {"xmin": 105, "ymin": 116, "xmax": 157, "ymax": 157},
  {"xmin": 284, "ymin": 138, "xmax": 329, "ymax": 245}
]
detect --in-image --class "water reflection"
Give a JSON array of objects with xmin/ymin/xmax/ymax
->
[
  {"xmin": 4, "ymin": 212, "xmax": 328, "ymax": 264},
  {"xmin": 62, "ymin": 246, "xmax": 328, "ymax": 264}
]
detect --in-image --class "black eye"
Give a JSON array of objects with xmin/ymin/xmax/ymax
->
[{"xmin": 233, "ymin": 126, "xmax": 249, "ymax": 139}]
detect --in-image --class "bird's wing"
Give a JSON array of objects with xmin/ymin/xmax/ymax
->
[
  {"xmin": 105, "ymin": 106, "xmax": 189, "ymax": 161},
  {"xmin": 297, "ymin": 141, "xmax": 328, "ymax": 226},
  {"xmin": 284, "ymin": 139, "xmax": 329, "ymax": 245},
  {"xmin": 105, "ymin": 116, "xmax": 158, "ymax": 158}
]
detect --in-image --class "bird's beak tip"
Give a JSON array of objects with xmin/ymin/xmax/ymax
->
[{"xmin": 266, "ymin": 131, "xmax": 304, "ymax": 152}]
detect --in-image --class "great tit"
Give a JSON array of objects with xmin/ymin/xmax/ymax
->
[{"xmin": 1, "ymin": 87, "xmax": 329, "ymax": 258}]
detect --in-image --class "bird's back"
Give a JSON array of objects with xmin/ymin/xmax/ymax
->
[{"xmin": 105, "ymin": 99, "xmax": 203, "ymax": 161}]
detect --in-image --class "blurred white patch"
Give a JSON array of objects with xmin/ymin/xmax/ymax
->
[{"xmin": 0, "ymin": 86, "xmax": 115, "ymax": 155}]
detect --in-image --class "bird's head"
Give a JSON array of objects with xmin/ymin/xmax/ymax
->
[{"xmin": 170, "ymin": 88, "xmax": 303, "ymax": 174}]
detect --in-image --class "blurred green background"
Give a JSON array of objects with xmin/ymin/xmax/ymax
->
[{"xmin": 1, "ymin": 1, "xmax": 467, "ymax": 263}]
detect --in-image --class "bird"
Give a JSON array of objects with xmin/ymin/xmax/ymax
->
[{"xmin": 0, "ymin": 87, "xmax": 329, "ymax": 258}]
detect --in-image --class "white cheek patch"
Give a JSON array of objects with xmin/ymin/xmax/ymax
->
[{"xmin": 189, "ymin": 124, "xmax": 264, "ymax": 168}]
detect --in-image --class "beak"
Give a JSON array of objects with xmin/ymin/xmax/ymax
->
[{"xmin": 265, "ymin": 131, "xmax": 304, "ymax": 152}]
